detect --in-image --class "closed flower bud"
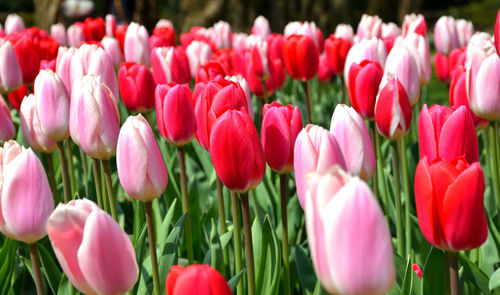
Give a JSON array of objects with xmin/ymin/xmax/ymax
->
[
  {"xmin": 166, "ymin": 264, "xmax": 232, "ymax": 295},
  {"xmin": 118, "ymin": 62, "xmax": 155, "ymax": 112},
  {"xmin": 20, "ymin": 94, "xmax": 57, "ymax": 153},
  {"xmin": 124, "ymin": 22, "xmax": 150, "ymax": 66}
]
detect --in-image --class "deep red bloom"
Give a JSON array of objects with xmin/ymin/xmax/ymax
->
[
  {"xmin": 7, "ymin": 84, "xmax": 28, "ymax": 111},
  {"xmin": 83, "ymin": 17, "xmax": 106, "ymax": 41},
  {"xmin": 165, "ymin": 264, "xmax": 232, "ymax": 295},
  {"xmin": 324, "ymin": 35, "xmax": 351, "ymax": 75},
  {"xmin": 348, "ymin": 60, "xmax": 383, "ymax": 120},
  {"xmin": 282, "ymin": 34, "xmax": 319, "ymax": 81},
  {"xmin": 118, "ymin": 62, "xmax": 156, "ymax": 112},
  {"xmin": 195, "ymin": 61, "xmax": 227, "ymax": 83}
]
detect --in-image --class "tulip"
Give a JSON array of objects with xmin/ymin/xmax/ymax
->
[
  {"xmin": 414, "ymin": 156, "xmax": 487, "ymax": 251},
  {"xmin": 50, "ymin": 23, "xmax": 67, "ymax": 46},
  {"xmin": 124, "ymin": 22, "xmax": 150, "ymax": 66},
  {"xmin": 347, "ymin": 60, "xmax": 383, "ymax": 120},
  {"xmin": 318, "ymin": 52, "xmax": 333, "ymax": 82},
  {"xmin": 434, "ymin": 16, "xmax": 460, "ymax": 55},
  {"xmin": 156, "ymin": 19, "xmax": 174, "ymax": 29},
  {"xmin": 382, "ymin": 43, "xmax": 420, "ymax": 105},
  {"xmin": 212, "ymin": 21, "xmax": 232, "ymax": 49},
  {"xmin": 118, "ymin": 62, "xmax": 155, "ymax": 112},
  {"xmin": 324, "ymin": 35, "xmax": 351, "ymax": 75},
  {"xmin": 117, "ymin": 114, "xmax": 168, "ymax": 201},
  {"xmin": 33, "ymin": 70, "xmax": 70, "ymax": 141},
  {"xmin": 448, "ymin": 47, "xmax": 466, "ymax": 74},
  {"xmin": 334, "ymin": 24, "xmax": 354, "ymax": 43},
  {"xmin": 83, "ymin": 17, "xmax": 105, "ymax": 41},
  {"xmin": 0, "ymin": 95, "xmax": 14, "ymax": 145},
  {"xmin": 282, "ymin": 34, "xmax": 319, "ymax": 81},
  {"xmin": 19, "ymin": 94, "xmax": 57, "ymax": 153},
  {"xmin": 434, "ymin": 52, "xmax": 450, "ymax": 82},
  {"xmin": 397, "ymin": 32, "xmax": 431, "ymax": 85},
  {"xmin": 226, "ymin": 75, "xmax": 254, "ymax": 120},
  {"xmin": 305, "ymin": 167, "xmax": 395, "ymax": 295},
  {"xmin": 195, "ymin": 61, "xmax": 227, "ymax": 83},
  {"xmin": 166, "ymin": 264, "xmax": 232, "ymax": 295},
  {"xmin": 402, "ymin": 13, "xmax": 427, "ymax": 37},
  {"xmin": 69, "ymin": 74, "xmax": 120, "ymax": 159},
  {"xmin": 246, "ymin": 41, "xmax": 286, "ymax": 98},
  {"xmin": 46, "ymin": 199, "xmax": 138, "ymax": 295},
  {"xmin": 61, "ymin": 0, "xmax": 94, "ymax": 19},
  {"xmin": 10, "ymin": 35, "xmax": 41, "ymax": 84},
  {"xmin": 419, "ymin": 104, "xmax": 478, "ymax": 164},
  {"xmin": 186, "ymin": 41, "xmax": 212, "ymax": 78},
  {"xmin": 381, "ymin": 22, "xmax": 401, "ymax": 52},
  {"xmin": 456, "ymin": 19, "xmax": 474, "ymax": 48},
  {"xmin": 343, "ymin": 37, "xmax": 387, "ymax": 83},
  {"xmin": 155, "ymin": 83, "xmax": 196, "ymax": 146},
  {"xmin": 294, "ymin": 124, "xmax": 346, "ymax": 208},
  {"xmin": 251, "ymin": 15, "xmax": 271, "ymax": 41},
  {"xmin": 267, "ymin": 33, "xmax": 284, "ymax": 63},
  {"xmin": 56, "ymin": 46, "xmax": 76, "ymax": 93},
  {"xmin": 4, "ymin": 14, "xmax": 24, "ymax": 35},
  {"xmin": 375, "ymin": 76, "xmax": 412, "ymax": 141},
  {"xmin": 330, "ymin": 105, "xmax": 375, "ymax": 180},
  {"xmin": 0, "ymin": 141, "xmax": 54, "ymax": 243},
  {"xmin": 356, "ymin": 14, "xmax": 383, "ymax": 40},
  {"xmin": 150, "ymin": 25, "xmax": 176, "ymax": 49},
  {"xmin": 105, "ymin": 14, "xmax": 116, "ymax": 37},
  {"xmin": 151, "ymin": 46, "xmax": 191, "ymax": 85},
  {"xmin": 496, "ymin": 10, "xmax": 500, "ymax": 56},
  {"xmin": 67, "ymin": 22, "xmax": 86, "ymax": 47},
  {"xmin": 283, "ymin": 21, "xmax": 324, "ymax": 51},
  {"xmin": 101, "ymin": 36, "xmax": 123, "ymax": 68},
  {"xmin": 466, "ymin": 40, "xmax": 500, "ymax": 120},
  {"xmin": 194, "ymin": 78, "xmax": 248, "ymax": 150},
  {"xmin": 114, "ymin": 24, "xmax": 128, "ymax": 52},
  {"xmin": 261, "ymin": 102, "xmax": 302, "ymax": 174},
  {"xmin": 0, "ymin": 39, "xmax": 23, "ymax": 93},
  {"xmin": 7, "ymin": 84, "xmax": 28, "ymax": 110}
]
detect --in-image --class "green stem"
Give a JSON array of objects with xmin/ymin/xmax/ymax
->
[
  {"xmin": 302, "ymin": 81, "xmax": 311, "ymax": 124},
  {"xmin": 178, "ymin": 147, "xmax": 194, "ymax": 264},
  {"xmin": 216, "ymin": 176, "xmax": 229, "ymax": 275},
  {"xmin": 100, "ymin": 161, "xmax": 110, "ymax": 213},
  {"xmin": 91, "ymin": 158, "xmax": 103, "ymax": 208},
  {"xmin": 79, "ymin": 148, "xmax": 88, "ymax": 197},
  {"xmin": 340, "ymin": 76, "xmax": 346, "ymax": 105},
  {"xmin": 399, "ymin": 137, "xmax": 412, "ymax": 256},
  {"xmin": 144, "ymin": 202, "xmax": 160, "ymax": 295},
  {"xmin": 280, "ymin": 174, "xmax": 291, "ymax": 295},
  {"xmin": 42, "ymin": 153, "xmax": 59, "ymax": 204},
  {"xmin": 391, "ymin": 142, "xmax": 404, "ymax": 255},
  {"xmin": 231, "ymin": 192, "xmax": 244, "ymax": 295},
  {"xmin": 56, "ymin": 141, "xmax": 70, "ymax": 203},
  {"xmin": 490, "ymin": 124, "xmax": 500, "ymax": 212},
  {"xmin": 65, "ymin": 138, "xmax": 76, "ymax": 198},
  {"xmin": 372, "ymin": 122, "xmax": 389, "ymax": 208},
  {"xmin": 240, "ymin": 192, "xmax": 255, "ymax": 295},
  {"xmin": 369, "ymin": 122, "xmax": 379, "ymax": 199},
  {"xmin": 102, "ymin": 159, "xmax": 117, "ymax": 221},
  {"xmin": 445, "ymin": 251, "xmax": 459, "ymax": 295},
  {"xmin": 28, "ymin": 243, "xmax": 45, "ymax": 295}
]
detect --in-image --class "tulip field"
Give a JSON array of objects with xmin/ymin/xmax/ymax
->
[{"xmin": 2, "ymin": 7, "xmax": 500, "ymax": 295}]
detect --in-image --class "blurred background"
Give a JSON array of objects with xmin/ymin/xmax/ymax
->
[{"xmin": 0, "ymin": 0, "xmax": 497, "ymax": 35}]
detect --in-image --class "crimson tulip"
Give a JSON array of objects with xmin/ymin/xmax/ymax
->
[
  {"xmin": 495, "ymin": 10, "xmax": 500, "ymax": 56},
  {"xmin": 356, "ymin": 14, "xmax": 382, "ymax": 40},
  {"xmin": 83, "ymin": 17, "xmax": 105, "ymax": 41},
  {"xmin": 7, "ymin": 84, "xmax": 28, "ymax": 110},
  {"xmin": 118, "ymin": 62, "xmax": 156, "ymax": 112},
  {"xmin": 195, "ymin": 61, "xmax": 227, "ymax": 83},
  {"xmin": 348, "ymin": 60, "xmax": 383, "ymax": 120},
  {"xmin": 434, "ymin": 52, "xmax": 449, "ymax": 82},
  {"xmin": 10, "ymin": 35, "xmax": 40, "ymax": 84},
  {"xmin": 324, "ymin": 35, "xmax": 350, "ymax": 75},
  {"xmin": 166, "ymin": 264, "xmax": 232, "ymax": 295},
  {"xmin": 282, "ymin": 34, "xmax": 319, "ymax": 81}
]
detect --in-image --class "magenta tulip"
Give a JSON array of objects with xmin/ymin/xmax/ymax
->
[{"xmin": 495, "ymin": 10, "xmax": 500, "ymax": 57}]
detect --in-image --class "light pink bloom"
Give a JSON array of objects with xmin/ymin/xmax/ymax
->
[
  {"xmin": 124, "ymin": 22, "xmax": 150, "ymax": 66},
  {"xmin": 51, "ymin": 23, "xmax": 67, "ymax": 46},
  {"xmin": 251, "ymin": 15, "xmax": 271, "ymax": 41},
  {"xmin": 56, "ymin": 46, "xmax": 76, "ymax": 93},
  {"xmin": 434, "ymin": 16, "xmax": 460, "ymax": 54},
  {"xmin": 186, "ymin": 41, "xmax": 213, "ymax": 78},
  {"xmin": 344, "ymin": 37, "xmax": 387, "ymax": 84},
  {"xmin": 212, "ymin": 21, "xmax": 232, "ymax": 49},
  {"xmin": 356, "ymin": 14, "xmax": 383, "ymax": 40},
  {"xmin": 105, "ymin": 14, "xmax": 116, "ymax": 37},
  {"xmin": 67, "ymin": 23, "xmax": 86, "ymax": 47},
  {"xmin": 402, "ymin": 13, "xmax": 427, "ymax": 37},
  {"xmin": 0, "ymin": 95, "xmax": 14, "ymax": 145},
  {"xmin": 334, "ymin": 24, "xmax": 354, "ymax": 42},
  {"xmin": 396, "ymin": 32, "xmax": 431, "ymax": 85},
  {"xmin": 4, "ymin": 14, "xmax": 25, "ymax": 35},
  {"xmin": 20, "ymin": 94, "xmax": 57, "ymax": 153},
  {"xmin": 101, "ymin": 36, "xmax": 123, "ymax": 68},
  {"xmin": 456, "ymin": 19, "xmax": 474, "ymax": 48},
  {"xmin": 0, "ymin": 39, "xmax": 22, "ymax": 94}
]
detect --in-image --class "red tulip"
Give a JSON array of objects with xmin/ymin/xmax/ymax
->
[
  {"xmin": 402, "ymin": 13, "xmax": 427, "ymax": 37},
  {"xmin": 448, "ymin": 47, "xmax": 466, "ymax": 74},
  {"xmin": 118, "ymin": 62, "xmax": 155, "ymax": 112},
  {"xmin": 7, "ymin": 84, "xmax": 28, "ymax": 110},
  {"xmin": 266, "ymin": 33, "xmax": 284, "ymax": 63},
  {"xmin": 434, "ymin": 52, "xmax": 449, "ymax": 82},
  {"xmin": 114, "ymin": 24, "xmax": 128, "ymax": 53},
  {"xmin": 261, "ymin": 102, "xmax": 303, "ymax": 174},
  {"xmin": 318, "ymin": 52, "xmax": 333, "ymax": 82},
  {"xmin": 495, "ymin": 9, "xmax": 500, "ymax": 57},
  {"xmin": 83, "ymin": 17, "xmax": 105, "ymax": 41},
  {"xmin": 375, "ymin": 77, "xmax": 412, "ymax": 141},
  {"xmin": 282, "ymin": 34, "xmax": 319, "ymax": 81},
  {"xmin": 195, "ymin": 61, "xmax": 227, "ymax": 83},
  {"xmin": 348, "ymin": 60, "xmax": 383, "ymax": 120},
  {"xmin": 210, "ymin": 109, "xmax": 265, "ymax": 193},
  {"xmin": 155, "ymin": 83, "xmax": 196, "ymax": 146},
  {"xmin": 418, "ymin": 104, "xmax": 478, "ymax": 164},
  {"xmin": 166, "ymin": 264, "xmax": 232, "ymax": 295},
  {"xmin": 10, "ymin": 36, "xmax": 40, "ymax": 84},
  {"xmin": 415, "ymin": 156, "xmax": 487, "ymax": 251},
  {"xmin": 246, "ymin": 41, "xmax": 285, "ymax": 97},
  {"xmin": 324, "ymin": 35, "xmax": 350, "ymax": 75},
  {"xmin": 151, "ymin": 25, "xmax": 176, "ymax": 48}
]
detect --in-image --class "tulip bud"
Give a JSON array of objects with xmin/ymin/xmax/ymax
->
[
  {"xmin": 212, "ymin": 21, "xmax": 232, "ymax": 49},
  {"xmin": 56, "ymin": 46, "xmax": 76, "ymax": 93},
  {"xmin": 70, "ymin": 74, "xmax": 120, "ymax": 159},
  {"xmin": 166, "ymin": 264, "xmax": 232, "ymax": 295},
  {"xmin": 4, "ymin": 14, "xmax": 25, "ymax": 35},
  {"xmin": 324, "ymin": 35, "xmax": 351, "ymax": 75},
  {"xmin": 318, "ymin": 52, "xmax": 333, "ymax": 82},
  {"xmin": 267, "ymin": 33, "xmax": 284, "ymax": 63},
  {"xmin": 105, "ymin": 14, "xmax": 116, "ymax": 37},
  {"xmin": 305, "ymin": 167, "xmax": 395, "ymax": 295},
  {"xmin": 456, "ymin": 19, "xmax": 474, "ymax": 48},
  {"xmin": 50, "ymin": 23, "xmax": 67, "ymax": 46},
  {"xmin": 397, "ymin": 32, "xmax": 431, "ymax": 85},
  {"xmin": 356, "ymin": 14, "xmax": 383, "ymax": 40},
  {"xmin": 101, "ymin": 36, "xmax": 123, "ymax": 68},
  {"xmin": 330, "ymin": 105, "xmax": 375, "ymax": 180},
  {"xmin": 0, "ymin": 95, "xmax": 14, "ymax": 145},
  {"xmin": 155, "ymin": 83, "xmax": 196, "ymax": 146},
  {"xmin": 124, "ymin": 22, "xmax": 150, "ymax": 66},
  {"xmin": 195, "ymin": 61, "xmax": 226, "ymax": 83},
  {"xmin": 0, "ymin": 141, "xmax": 54, "ymax": 243},
  {"xmin": 67, "ymin": 22, "xmax": 86, "ymax": 47},
  {"xmin": 186, "ymin": 41, "xmax": 212, "ymax": 78},
  {"xmin": 434, "ymin": 52, "xmax": 450, "ymax": 82},
  {"xmin": 117, "ymin": 115, "xmax": 168, "ymax": 201},
  {"xmin": 402, "ymin": 13, "xmax": 427, "ymax": 37},
  {"xmin": 348, "ymin": 60, "xmax": 384, "ymax": 120},
  {"xmin": 33, "ymin": 70, "xmax": 70, "ymax": 141},
  {"xmin": 118, "ymin": 62, "xmax": 155, "ymax": 112},
  {"xmin": 261, "ymin": 102, "xmax": 303, "ymax": 174},
  {"xmin": 83, "ymin": 17, "xmax": 105, "ymax": 42},
  {"xmin": 434, "ymin": 16, "xmax": 460, "ymax": 55},
  {"xmin": 20, "ymin": 94, "xmax": 57, "ymax": 153},
  {"xmin": 375, "ymin": 76, "xmax": 412, "ymax": 141},
  {"xmin": 415, "ymin": 156, "xmax": 487, "ymax": 251},
  {"xmin": 294, "ymin": 125, "xmax": 346, "ymax": 208},
  {"xmin": 251, "ymin": 16, "xmax": 271, "ymax": 41},
  {"xmin": 151, "ymin": 46, "xmax": 191, "ymax": 85},
  {"xmin": 334, "ymin": 24, "xmax": 354, "ymax": 43},
  {"xmin": 282, "ymin": 34, "xmax": 319, "ymax": 81},
  {"xmin": 343, "ymin": 37, "xmax": 387, "ymax": 83},
  {"xmin": 0, "ymin": 39, "xmax": 23, "ymax": 93},
  {"xmin": 46, "ymin": 199, "xmax": 138, "ymax": 294}
]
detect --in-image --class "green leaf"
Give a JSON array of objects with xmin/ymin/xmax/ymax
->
[
  {"xmin": 0, "ymin": 238, "xmax": 17, "ymax": 295},
  {"xmin": 421, "ymin": 247, "xmax": 445, "ymax": 295},
  {"xmin": 294, "ymin": 246, "xmax": 316, "ymax": 294},
  {"xmin": 400, "ymin": 255, "xmax": 413, "ymax": 295},
  {"xmin": 57, "ymin": 275, "xmax": 72, "ymax": 295},
  {"xmin": 157, "ymin": 198, "xmax": 178, "ymax": 246},
  {"xmin": 209, "ymin": 219, "xmax": 223, "ymax": 273},
  {"xmin": 38, "ymin": 243, "xmax": 62, "ymax": 294},
  {"xmin": 227, "ymin": 271, "xmax": 244, "ymax": 293},
  {"xmin": 253, "ymin": 216, "xmax": 281, "ymax": 295},
  {"xmin": 460, "ymin": 252, "xmax": 491, "ymax": 295},
  {"xmin": 489, "ymin": 268, "xmax": 500, "ymax": 290}
]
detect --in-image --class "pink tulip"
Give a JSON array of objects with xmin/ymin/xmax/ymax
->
[
  {"xmin": 70, "ymin": 44, "xmax": 119, "ymax": 102},
  {"xmin": 105, "ymin": 14, "xmax": 116, "ymax": 37},
  {"xmin": 155, "ymin": 83, "xmax": 196, "ymax": 146},
  {"xmin": 434, "ymin": 16, "xmax": 460, "ymax": 55},
  {"xmin": 56, "ymin": 46, "xmax": 76, "ymax": 93},
  {"xmin": 50, "ymin": 23, "xmax": 67, "ymax": 46},
  {"xmin": 456, "ymin": 19, "xmax": 474, "ymax": 48},
  {"xmin": 356, "ymin": 14, "xmax": 383, "ymax": 40},
  {"xmin": 33, "ymin": 70, "xmax": 70, "ymax": 141},
  {"xmin": 343, "ymin": 37, "xmax": 387, "ymax": 84},
  {"xmin": 330, "ymin": 105, "xmax": 375, "ymax": 181},
  {"xmin": 151, "ymin": 46, "xmax": 191, "ymax": 85},
  {"xmin": 20, "ymin": 94, "xmax": 57, "ymax": 153},
  {"xmin": 67, "ymin": 23, "xmax": 86, "ymax": 47},
  {"xmin": 117, "ymin": 114, "xmax": 168, "ymax": 201},
  {"xmin": 334, "ymin": 24, "xmax": 354, "ymax": 43},
  {"xmin": 402, "ymin": 13, "xmax": 427, "ymax": 37},
  {"xmin": 466, "ymin": 40, "xmax": 500, "ymax": 120},
  {"xmin": 124, "ymin": 22, "xmax": 150, "ymax": 66},
  {"xmin": 284, "ymin": 21, "xmax": 324, "ymax": 51},
  {"xmin": 46, "ymin": 199, "xmax": 138, "ymax": 295},
  {"xmin": 70, "ymin": 74, "xmax": 120, "ymax": 159},
  {"xmin": 101, "ymin": 36, "xmax": 123, "ymax": 68},
  {"xmin": 251, "ymin": 15, "xmax": 271, "ymax": 41},
  {"xmin": 396, "ymin": 32, "xmax": 431, "ymax": 85},
  {"xmin": 382, "ymin": 43, "xmax": 420, "ymax": 105},
  {"xmin": 0, "ymin": 39, "xmax": 22, "ymax": 93},
  {"xmin": 434, "ymin": 52, "xmax": 450, "ymax": 82},
  {"xmin": 496, "ymin": 10, "xmax": 500, "ymax": 57},
  {"xmin": 294, "ymin": 124, "xmax": 346, "ymax": 208},
  {"xmin": 305, "ymin": 167, "xmax": 395, "ymax": 295},
  {"xmin": 0, "ymin": 95, "xmax": 14, "ymax": 145},
  {"xmin": 0, "ymin": 141, "xmax": 54, "ymax": 243},
  {"xmin": 4, "ymin": 14, "xmax": 25, "ymax": 35},
  {"xmin": 186, "ymin": 41, "xmax": 212, "ymax": 78},
  {"xmin": 212, "ymin": 21, "xmax": 232, "ymax": 49}
]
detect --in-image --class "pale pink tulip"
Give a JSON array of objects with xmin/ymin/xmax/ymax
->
[
  {"xmin": 46, "ymin": 199, "xmax": 138, "ymax": 295},
  {"xmin": 356, "ymin": 14, "xmax": 383, "ymax": 40},
  {"xmin": 434, "ymin": 16, "xmax": 460, "ymax": 54},
  {"xmin": 396, "ymin": 32, "xmax": 431, "ymax": 85},
  {"xmin": 56, "ymin": 46, "xmax": 76, "ymax": 93},
  {"xmin": 334, "ymin": 24, "xmax": 354, "ymax": 42},
  {"xmin": 186, "ymin": 41, "xmax": 213, "ymax": 78},
  {"xmin": 156, "ymin": 19, "xmax": 174, "ymax": 29},
  {"xmin": 251, "ymin": 15, "xmax": 271, "ymax": 41},
  {"xmin": 101, "ymin": 36, "xmax": 123, "ymax": 68},
  {"xmin": 456, "ymin": 19, "xmax": 474, "ymax": 48},
  {"xmin": 4, "ymin": 14, "xmax": 25, "ymax": 35},
  {"xmin": 105, "ymin": 14, "xmax": 116, "ymax": 37},
  {"xmin": 20, "ymin": 94, "xmax": 57, "ymax": 153},
  {"xmin": 51, "ymin": 23, "xmax": 67, "ymax": 46},
  {"xmin": 212, "ymin": 21, "xmax": 232, "ymax": 49},
  {"xmin": 124, "ymin": 22, "xmax": 150, "ymax": 66},
  {"xmin": 67, "ymin": 23, "xmax": 86, "ymax": 47},
  {"xmin": 0, "ymin": 39, "xmax": 22, "ymax": 94},
  {"xmin": 344, "ymin": 37, "xmax": 387, "ymax": 84},
  {"xmin": 402, "ymin": 13, "xmax": 427, "ymax": 37},
  {"xmin": 0, "ymin": 95, "xmax": 14, "ymax": 144}
]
